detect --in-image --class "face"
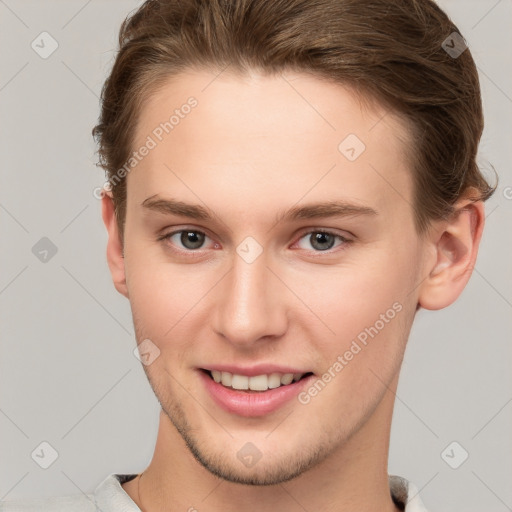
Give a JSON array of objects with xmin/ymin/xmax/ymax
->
[{"xmin": 117, "ymin": 69, "xmax": 428, "ymax": 485}]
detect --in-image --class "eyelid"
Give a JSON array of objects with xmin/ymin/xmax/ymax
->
[{"xmin": 294, "ymin": 226, "xmax": 353, "ymax": 241}]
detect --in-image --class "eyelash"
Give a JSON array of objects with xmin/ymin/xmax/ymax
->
[{"xmin": 156, "ymin": 227, "xmax": 352, "ymax": 256}]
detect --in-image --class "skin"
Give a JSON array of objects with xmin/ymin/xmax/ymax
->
[{"xmin": 101, "ymin": 69, "xmax": 485, "ymax": 512}]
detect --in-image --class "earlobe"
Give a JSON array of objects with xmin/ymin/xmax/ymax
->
[
  {"xmin": 101, "ymin": 190, "xmax": 129, "ymax": 298},
  {"xmin": 418, "ymin": 198, "xmax": 485, "ymax": 311}
]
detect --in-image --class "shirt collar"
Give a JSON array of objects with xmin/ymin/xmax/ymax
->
[{"xmin": 94, "ymin": 473, "xmax": 429, "ymax": 511}]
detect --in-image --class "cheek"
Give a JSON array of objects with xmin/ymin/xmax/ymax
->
[
  {"xmin": 293, "ymin": 246, "xmax": 417, "ymax": 377},
  {"xmin": 302, "ymin": 263, "xmax": 410, "ymax": 337},
  {"xmin": 301, "ymin": 288, "xmax": 411, "ymax": 421},
  {"xmin": 125, "ymin": 246, "xmax": 216, "ymax": 356}
]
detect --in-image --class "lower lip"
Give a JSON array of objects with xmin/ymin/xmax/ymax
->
[{"xmin": 199, "ymin": 370, "xmax": 315, "ymax": 417}]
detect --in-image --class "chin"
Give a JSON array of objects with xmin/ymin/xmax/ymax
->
[
  {"xmin": 163, "ymin": 405, "xmax": 335, "ymax": 486},
  {"xmin": 186, "ymin": 442, "xmax": 327, "ymax": 486}
]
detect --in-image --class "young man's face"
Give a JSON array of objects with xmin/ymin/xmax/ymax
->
[{"xmin": 107, "ymin": 69, "xmax": 432, "ymax": 484}]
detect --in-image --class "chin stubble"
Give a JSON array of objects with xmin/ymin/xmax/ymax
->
[{"xmin": 156, "ymin": 389, "xmax": 333, "ymax": 486}]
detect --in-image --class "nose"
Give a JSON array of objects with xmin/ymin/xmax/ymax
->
[{"xmin": 212, "ymin": 247, "xmax": 288, "ymax": 349}]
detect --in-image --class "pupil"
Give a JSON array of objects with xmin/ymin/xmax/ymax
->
[
  {"xmin": 312, "ymin": 232, "xmax": 334, "ymax": 251},
  {"xmin": 181, "ymin": 231, "xmax": 204, "ymax": 249}
]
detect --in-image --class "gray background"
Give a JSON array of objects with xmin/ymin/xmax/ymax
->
[{"xmin": 0, "ymin": 1, "xmax": 510, "ymax": 510}]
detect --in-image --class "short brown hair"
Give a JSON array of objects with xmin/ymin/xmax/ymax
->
[{"xmin": 92, "ymin": 0, "xmax": 496, "ymax": 244}]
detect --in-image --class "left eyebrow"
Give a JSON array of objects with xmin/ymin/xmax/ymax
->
[
  {"xmin": 274, "ymin": 200, "xmax": 378, "ymax": 224},
  {"xmin": 140, "ymin": 195, "xmax": 378, "ymax": 225}
]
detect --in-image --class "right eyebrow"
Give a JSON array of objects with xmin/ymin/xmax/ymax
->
[{"xmin": 141, "ymin": 195, "xmax": 213, "ymax": 220}]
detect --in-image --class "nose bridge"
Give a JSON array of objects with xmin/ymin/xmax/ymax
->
[{"xmin": 213, "ymin": 245, "xmax": 285, "ymax": 345}]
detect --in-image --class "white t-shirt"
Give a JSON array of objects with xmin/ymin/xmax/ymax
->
[{"xmin": 0, "ymin": 474, "xmax": 429, "ymax": 511}]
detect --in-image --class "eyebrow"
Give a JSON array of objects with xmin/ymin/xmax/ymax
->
[{"xmin": 141, "ymin": 195, "xmax": 378, "ymax": 225}]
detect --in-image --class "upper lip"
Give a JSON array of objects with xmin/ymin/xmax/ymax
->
[{"xmin": 201, "ymin": 364, "xmax": 313, "ymax": 377}]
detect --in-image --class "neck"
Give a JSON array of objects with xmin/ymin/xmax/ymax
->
[{"xmin": 127, "ymin": 376, "xmax": 401, "ymax": 512}]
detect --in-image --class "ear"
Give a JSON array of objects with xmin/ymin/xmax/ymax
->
[
  {"xmin": 101, "ymin": 189, "xmax": 129, "ymax": 298},
  {"xmin": 417, "ymin": 195, "xmax": 485, "ymax": 310}
]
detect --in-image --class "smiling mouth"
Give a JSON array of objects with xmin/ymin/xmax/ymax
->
[{"xmin": 200, "ymin": 369, "xmax": 314, "ymax": 392}]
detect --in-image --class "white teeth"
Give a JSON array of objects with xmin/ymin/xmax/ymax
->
[
  {"xmin": 280, "ymin": 373, "xmax": 294, "ymax": 385},
  {"xmin": 268, "ymin": 373, "xmax": 282, "ymax": 389},
  {"xmin": 248, "ymin": 374, "xmax": 268, "ymax": 391},
  {"xmin": 209, "ymin": 370, "xmax": 307, "ymax": 391},
  {"xmin": 221, "ymin": 371, "xmax": 232, "ymax": 387},
  {"xmin": 231, "ymin": 374, "xmax": 249, "ymax": 390}
]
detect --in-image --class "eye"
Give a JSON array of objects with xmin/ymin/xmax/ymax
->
[
  {"xmin": 295, "ymin": 230, "xmax": 350, "ymax": 252},
  {"xmin": 158, "ymin": 229, "xmax": 213, "ymax": 251}
]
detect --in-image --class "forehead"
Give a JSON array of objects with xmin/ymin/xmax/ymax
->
[{"xmin": 128, "ymin": 69, "xmax": 414, "ymax": 224}]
